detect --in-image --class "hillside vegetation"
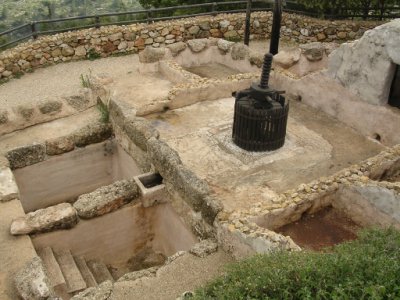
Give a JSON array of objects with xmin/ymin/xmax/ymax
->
[{"xmin": 0, "ymin": 0, "xmax": 142, "ymax": 31}]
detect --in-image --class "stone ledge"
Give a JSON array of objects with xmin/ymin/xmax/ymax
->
[
  {"xmin": 10, "ymin": 203, "xmax": 78, "ymax": 235},
  {"xmin": 73, "ymin": 179, "xmax": 139, "ymax": 219}
]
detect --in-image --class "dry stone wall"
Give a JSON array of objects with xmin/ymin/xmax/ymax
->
[{"xmin": 0, "ymin": 11, "xmax": 384, "ymax": 80}]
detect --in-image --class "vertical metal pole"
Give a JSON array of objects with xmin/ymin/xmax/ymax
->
[
  {"xmin": 212, "ymin": 2, "xmax": 217, "ymax": 16},
  {"xmin": 244, "ymin": 0, "xmax": 252, "ymax": 46},
  {"xmin": 269, "ymin": 0, "xmax": 282, "ymax": 55},
  {"xmin": 31, "ymin": 22, "xmax": 38, "ymax": 39}
]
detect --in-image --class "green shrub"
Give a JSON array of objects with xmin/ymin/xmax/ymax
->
[{"xmin": 194, "ymin": 228, "xmax": 400, "ymax": 300}]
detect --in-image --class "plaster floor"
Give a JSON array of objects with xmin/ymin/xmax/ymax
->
[
  {"xmin": 147, "ymin": 97, "xmax": 385, "ymax": 211},
  {"xmin": 184, "ymin": 63, "xmax": 241, "ymax": 79}
]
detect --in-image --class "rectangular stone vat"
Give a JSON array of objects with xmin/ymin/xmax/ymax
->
[{"xmin": 13, "ymin": 140, "xmax": 141, "ymax": 213}]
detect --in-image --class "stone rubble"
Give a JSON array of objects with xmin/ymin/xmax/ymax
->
[
  {"xmin": 190, "ymin": 239, "xmax": 218, "ymax": 258},
  {"xmin": 14, "ymin": 257, "xmax": 54, "ymax": 300}
]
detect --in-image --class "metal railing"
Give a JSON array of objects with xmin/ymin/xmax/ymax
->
[{"xmin": 0, "ymin": 0, "xmax": 399, "ymax": 51}]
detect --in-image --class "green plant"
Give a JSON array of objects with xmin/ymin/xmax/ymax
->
[
  {"xmin": 194, "ymin": 227, "xmax": 400, "ymax": 300},
  {"xmin": 97, "ymin": 97, "xmax": 110, "ymax": 123},
  {"xmin": 80, "ymin": 73, "xmax": 91, "ymax": 88},
  {"xmin": 87, "ymin": 48, "xmax": 101, "ymax": 61},
  {"xmin": 14, "ymin": 71, "xmax": 24, "ymax": 79}
]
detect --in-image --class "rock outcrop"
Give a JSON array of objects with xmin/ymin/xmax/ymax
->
[{"xmin": 328, "ymin": 19, "xmax": 400, "ymax": 105}]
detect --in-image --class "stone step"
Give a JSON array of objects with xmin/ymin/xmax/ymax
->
[
  {"xmin": 37, "ymin": 247, "xmax": 66, "ymax": 288},
  {"xmin": 87, "ymin": 260, "xmax": 114, "ymax": 284},
  {"xmin": 55, "ymin": 250, "xmax": 87, "ymax": 293},
  {"xmin": 74, "ymin": 256, "xmax": 98, "ymax": 288}
]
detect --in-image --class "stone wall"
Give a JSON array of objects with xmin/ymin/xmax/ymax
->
[{"xmin": 0, "ymin": 11, "xmax": 384, "ymax": 80}]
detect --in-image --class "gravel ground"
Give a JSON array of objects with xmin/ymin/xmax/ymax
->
[
  {"xmin": 0, "ymin": 39, "xmax": 297, "ymax": 110},
  {"xmin": 0, "ymin": 55, "xmax": 140, "ymax": 108}
]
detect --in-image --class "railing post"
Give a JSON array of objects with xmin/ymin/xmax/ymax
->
[
  {"xmin": 95, "ymin": 15, "xmax": 100, "ymax": 29},
  {"xmin": 212, "ymin": 2, "xmax": 217, "ymax": 16},
  {"xmin": 31, "ymin": 21, "xmax": 38, "ymax": 39},
  {"xmin": 147, "ymin": 9, "xmax": 153, "ymax": 24}
]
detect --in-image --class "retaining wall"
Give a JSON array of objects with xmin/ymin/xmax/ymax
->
[{"xmin": 0, "ymin": 11, "xmax": 384, "ymax": 80}]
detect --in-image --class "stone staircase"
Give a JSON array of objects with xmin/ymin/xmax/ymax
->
[{"xmin": 37, "ymin": 247, "xmax": 114, "ymax": 299}]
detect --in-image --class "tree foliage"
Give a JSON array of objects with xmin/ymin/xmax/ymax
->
[{"xmin": 297, "ymin": 0, "xmax": 398, "ymax": 19}]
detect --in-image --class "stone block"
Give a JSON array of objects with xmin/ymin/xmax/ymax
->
[
  {"xmin": 11, "ymin": 203, "xmax": 78, "ymax": 235},
  {"xmin": 123, "ymin": 117, "xmax": 160, "ymax": 151},
  {"xmin": 139, "ymin": 46, "xmax": 166, "ymax": 63},
  {"xmin": 6, "ymin": 143, "xmax": 46, "ymax": 169},
  {"xmin": 187, "ymin": 39, "xmax": 208, "ymax": 53},
  {"xmin": 73, "ymin": 122, "xmax": 113, "ymax": 148},
  {"xmin": 46, "ymin": 136, "xmax": 75, "ymax": 156},
  {"xmin": 15, "ymin": 257, "xmax": 54, "ymax": 300},
  {"xmin": 73, "ymin": 180, "xmax": 139, "ymax": 219}
]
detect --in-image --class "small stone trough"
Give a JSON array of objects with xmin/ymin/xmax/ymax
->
[{"xmin": 134, "ymin": 172, "xmax": 167, "ymax": 208}]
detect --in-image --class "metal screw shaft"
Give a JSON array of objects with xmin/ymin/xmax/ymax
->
[{"xmin": 260, "ymin": 53, "xmax": 273, "ymax": 89}]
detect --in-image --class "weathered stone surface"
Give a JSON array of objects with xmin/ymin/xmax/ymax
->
[
  {"xmin": 0, "ymin": 110, "xmax": 8, "ymax": 124},
  {"xmin": 73, "ymin": 180, "xmax": 139, "ymax": 219},
  {"xmin": 71, "ymin": 280, "xmax": 113, "ymax": 300},
  {"xmin": 139, "ymin": 46, "xmax": 166, "ymax": 63},
  {"xmin": 231, "ymin": 43, "xmax": 249, "ymax": 60},
  {"xmin": 224, "ymin": 30, "xmax": 238, "ymax": 39},
  {"xmin": 64, "ymin": 88, "xmax": 92, "ymax": 111},
  {"xmin": 38, "ymin": 100, "xmax": 63, "ymax": 115},
  {"xmin": 147, "ymin": 137, "xmax": 182, "ymax": 180},
  {"xmin": 328, "ymin": 19, "xmax": 400, "ymax": 105},
  {"xmin": 75, "ymin": 45, "xmax": 87, "ymax": 57},
  {"xmin": 174, "ymin": 165, "xmax": 210, "ymax": 211},
  {"xmin": 217, "ymin": 39, "xmax": 234, "ymax": 53},
  {"xmin": 0, "ymin": 167, "xmax": 19, "ymax": 202},
  {"xmin": 73, "ymin": 122, "xmax": 112, "ymax": 147},
  {"xmin": 249, "ymin": 51, "xmax": 264, "ymax": 67},
  {"xmin": 190, "ymin": 239, "xmax": 218, "ymax": 258},
  {"xmin": 46, "ymin": 136, "xmax": 75, "ymax": 155},
  {"xmin": 274, "ymin": 48, "xmax": 301, "ymax": 68},
  {"xmin": 188, "ymin": 25, "xmax": 200, "ymax": 35},
  {"xmin": 61, "ymin": 44, "xmax": 74, "ymax": 56},
  {"xmin": 17, "ymin": 105, "xmax": 35, "ymax": 120},
  {"xmin": 200, "ymin": 195, "xmax": 223, "ymax": 225},
  {"xmin": 167, "ymin": 41, "xmax": 187, "ymax": 56},
  {"xmin": 15, "ymin": 257, "xmax": 54, "ymax": 300},
  {"xmin": 6, "ymin": 143, "xmax": 46, "ymax": 169},
  {"xmin": 117, "ymin": 266, "xmax": 158, "ymax": 282},
  {"xmin": 187, "ymin": 39, "xmax": 208, "ymax": 53},
  {"xmin": 10, "ymin": 203, "xmax": 78, "ymax": 235},
  {"xmin": 124, "ymin": 117, "xmax": 160, "ymax": 151},
  {"xmin": 300, "ymin": 42, "xmax": 325, "ymax": 61}
]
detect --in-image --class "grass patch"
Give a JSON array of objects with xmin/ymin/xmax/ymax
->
[
  {"xmin": 80, "ymin": 72, "xmax": 92, "ymax": 88},
  {"xmin": 97, "ymin": 97, "xmax": 110, "ymax": 123},
  {"xmin": 194, "ymin": 228, "xmax": 400, "ymax": 300}
]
